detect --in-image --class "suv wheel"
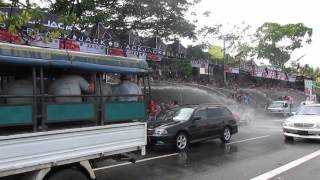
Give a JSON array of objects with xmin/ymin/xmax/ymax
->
[
  {"xmin": 220, "ymin": 127, "xmax": 231, "ymax": 143},
  {"xmin": 176, "ymin": 132, "xmax": 188, "ymax": 151}
]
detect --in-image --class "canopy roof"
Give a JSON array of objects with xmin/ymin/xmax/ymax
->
[{"xmin": 0, "ymin": 43, "xmax": 149, "ymax": 74}]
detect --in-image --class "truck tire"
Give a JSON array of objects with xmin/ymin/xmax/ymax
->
[{"xmin": 46, "ymin": 168, "xmax": 89, "ymax": 180}]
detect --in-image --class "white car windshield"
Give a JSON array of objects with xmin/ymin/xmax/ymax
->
[
  {"xmin": 297, "ymin": 106, "xmax": 320, "ymax": 115},
  {"xmin": 270, "ymin": 102, "xmax": 284, "ymax": 108}
]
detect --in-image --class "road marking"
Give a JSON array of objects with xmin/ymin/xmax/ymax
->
[
  {"xmin": 93, "ymin": 153, "xmax": 179, "ymax": 171},
  {"xmin": 227, "ymin": 135, "xmax": 270, "ymax": 145},
  {"xmin": 250, "ymin": 149, "xmax": 320, "ymax": 180}
]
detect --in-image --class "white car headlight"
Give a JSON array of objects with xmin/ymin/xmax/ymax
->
[
  {"xmin": 283, "ymin": 120, "xmax": 293, "ymax": 127},
  {"xmin": 154, "ymin": 128, "xmax": 168, "ymax": 135},
  {"xmin": 316, "ymin": 122, "xmax": 320, "ymax": 129}
]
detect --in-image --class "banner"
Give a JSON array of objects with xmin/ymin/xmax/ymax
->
[
  {"xmin": 0, "ymin": 7, "xmax": 112, "ymax": 53},
  {"xmin": 200, "ymin": 67, "xmax": 208, "ymax": 75},
  {"xmin": 304, "ymin": 80, "xmax": 315, "ymax": 96},
  {"xmin": 190, "ymin": 60, "xmax": 209, "ymax": 69},
  {"xmin": 252, "ymin": 66, "xmax": 291, "ymax": 82},
  {"xmin": 224, "ymin": 67, "xmax": 239, "ymax": 74},
  {"xmin": 288, "ymin": 76, "xmax": 296, "ymax": 82}
]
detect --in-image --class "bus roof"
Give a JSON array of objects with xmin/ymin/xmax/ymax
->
[{"xmin": 0, "ymin": 42, "xmax": 150, "ymax": 74}]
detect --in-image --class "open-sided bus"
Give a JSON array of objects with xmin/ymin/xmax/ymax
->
[{"xmin": 0, "ymin": 42, "xmax": 150, "ymax": 180}]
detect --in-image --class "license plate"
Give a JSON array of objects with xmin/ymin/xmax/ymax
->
[{"xmin": 297, "ymin": 130, "xmax": 309, "ymax": 135}]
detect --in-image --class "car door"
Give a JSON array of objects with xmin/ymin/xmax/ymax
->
[
  {"xmin": 207, "ymin": 107, "xmax": 225, "ymax": 136},
  {"xmin": 188, "ymin": 109, "xmax": 208, "ymax": 141}
]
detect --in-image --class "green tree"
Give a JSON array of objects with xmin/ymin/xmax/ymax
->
[
  {"xmin": 208, "ymin": 45, "xmax": 223, "ymax": 61},
  {"xmin": 254, "ymin": 22, "xmax": 312, "ymax": 68},
  {"xmin": 0, "ymin": 2, "xmax": 62, "ymax": 44},
  {"xmin": 178, "ymin": 62, "xmax": 193, "ymax": 77},
  {"xmin": 49, "ymin": 0, "xmax": 198, "ymax": 43},
  {"xmin": 0, "ymin": 0, "xmax": 9, "ymax": 7},
  {"xmin": 186, "ymin": 45, "xmax": 209, "ymax": 59}
]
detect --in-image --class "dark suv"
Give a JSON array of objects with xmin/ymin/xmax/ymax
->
[{"xmin": 147, "ymin": 104, "xmax": 238, "ymax": 150}]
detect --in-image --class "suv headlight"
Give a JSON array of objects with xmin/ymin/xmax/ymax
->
[
  {"xmin": 283, "ymin": 120, "xmax": 293, "ymax": 127},
  {"xmin": 153, "ymin": 128, "xmax": 168, "ymax": 135}
]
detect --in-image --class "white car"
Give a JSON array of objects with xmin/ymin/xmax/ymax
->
[
  {"xmin": 267, "ymin": 101, "xmax": 290, "ymax": 116},
  {"xmin": 283, "ymin": 104, "xmax": 320, "ymax": 141},
  {"xmin": 300, "ymin": 101, "xmax": 315, "ymax": 105}
]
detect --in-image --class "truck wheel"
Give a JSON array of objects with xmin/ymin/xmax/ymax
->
[
  {"xmin": 176, "ymin": 132, "xmax": 188, "ymax": 151},
  {"xmin": 46, "ymin": 168, "xmax": 89, "ymax": 180},
  {"xmin": 220, "ymin": 127, "xmax": 231, "ymax": 143}
]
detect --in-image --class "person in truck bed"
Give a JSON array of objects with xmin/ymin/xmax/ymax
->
[
  {"xmin": 112, "ymin": 74, "xmax": 143, "ymax": 102},
  {"xmin": 49, "ymin": 72, "xmax": 95, "ymax": 103}
]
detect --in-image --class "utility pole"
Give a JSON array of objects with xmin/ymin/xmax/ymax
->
[{"xmin": 223, "ymin": 39, "xmax": 227, "ymax": 85}]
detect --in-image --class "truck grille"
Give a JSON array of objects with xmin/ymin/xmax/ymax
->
[{"xmin": 294, "ymin": 123, "xmax": 314, "ymax": 128}]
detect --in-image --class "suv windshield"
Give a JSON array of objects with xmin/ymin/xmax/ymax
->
[{"xmin": 297, "ymin": 106, "xmax": 320, "ymax": 115}]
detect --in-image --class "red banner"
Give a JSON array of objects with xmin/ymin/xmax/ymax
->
[
  {"xmin": 146, "ymin": 53, "xmax": 161, "ymax": 62},
  {"xmin": 108, "ymin": 47, "xmax": 126, "ymax": 57},
  {"xmin": 59, "ymin": 39, "xmax": 80, "ymax": 51},
  {"xmin": 0, "ymin": 31, "xmax": 22, "ymax": 44}
]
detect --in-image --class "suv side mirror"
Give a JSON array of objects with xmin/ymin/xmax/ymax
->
[
  {"xmin": 192, "ymin": 116, "xmax": 201, "ymax": 122},
  {"xmin": 283, "ymin": 103, "xmax": 288, "ymax": 108}
]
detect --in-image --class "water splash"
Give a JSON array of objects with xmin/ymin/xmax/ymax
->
[{"xmin": 151, "ymin": 83, "xmax": 267, "ymax": 124}]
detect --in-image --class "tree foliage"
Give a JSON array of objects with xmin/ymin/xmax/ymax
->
[
  {"xmin": 49, "ymin": 0, "xmax": 198, "ymax": 43},
  {"xmin": 208, "ymin": 45, "xmax": 223, "ymax": 61},
  {"xmin": 254, "ymin": 22, "xmax": 312, "ymax": 68},
  {"xmin": 186, "ymin": 45, "xmax": 209, "ymax": 59},
  {"xmin": 0, "ymin": 3, "xmax": 61, "ymax": 44}
]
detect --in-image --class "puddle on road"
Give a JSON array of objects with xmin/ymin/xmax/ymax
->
[{"xmin": 172, "ymin": 143, "xmax": 239, "ymax": 168}]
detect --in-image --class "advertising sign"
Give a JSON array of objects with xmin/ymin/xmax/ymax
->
[
  {"xmin": 304, "ymin": 79, "xmax": 314, "ymax": 96},
  {"xmin": 224, "ymin": 67, "xmax": 239, "ymax": 74}
]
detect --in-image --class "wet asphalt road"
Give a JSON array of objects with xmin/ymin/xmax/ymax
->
[{"xmin": 95, "ymin": 119, "xmax": 320, "ymax": 180}]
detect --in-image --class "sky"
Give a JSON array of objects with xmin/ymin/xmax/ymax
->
[
  {"xmin": 6, "ymin": 0, "xmax": 320, "ymax": 67},
  {"xmin": 183, "ymin": 0, "xmax": 320, "ymax": 67}
]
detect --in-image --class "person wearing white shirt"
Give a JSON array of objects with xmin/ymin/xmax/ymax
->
[{"xmin": 112, "ymin": 74, "xmax": 142, "ymax": 101}]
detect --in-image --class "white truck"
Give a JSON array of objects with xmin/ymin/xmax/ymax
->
[
  {"xmin": 1, "ymin": 123, "xmax": 146, "ymax": 180},
  {"xmin": 0, "ymin": 43, "xmax": 150, "ymax": 180}
]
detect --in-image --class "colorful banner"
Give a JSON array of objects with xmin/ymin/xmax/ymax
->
[
  {"xmin": 224, "ymin": 67, "xmax": 239, "ymax": 74},
  {"xmin": 304, "ymin": 79, "xmax": 315, "ymax": 96},
  {"xmin": 190, "ymin": 60, "xmax": 209, "ymax": 69},
  {"xmin": 252, "ymin": 66, "xmax": 290, "ymax": 81}
]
